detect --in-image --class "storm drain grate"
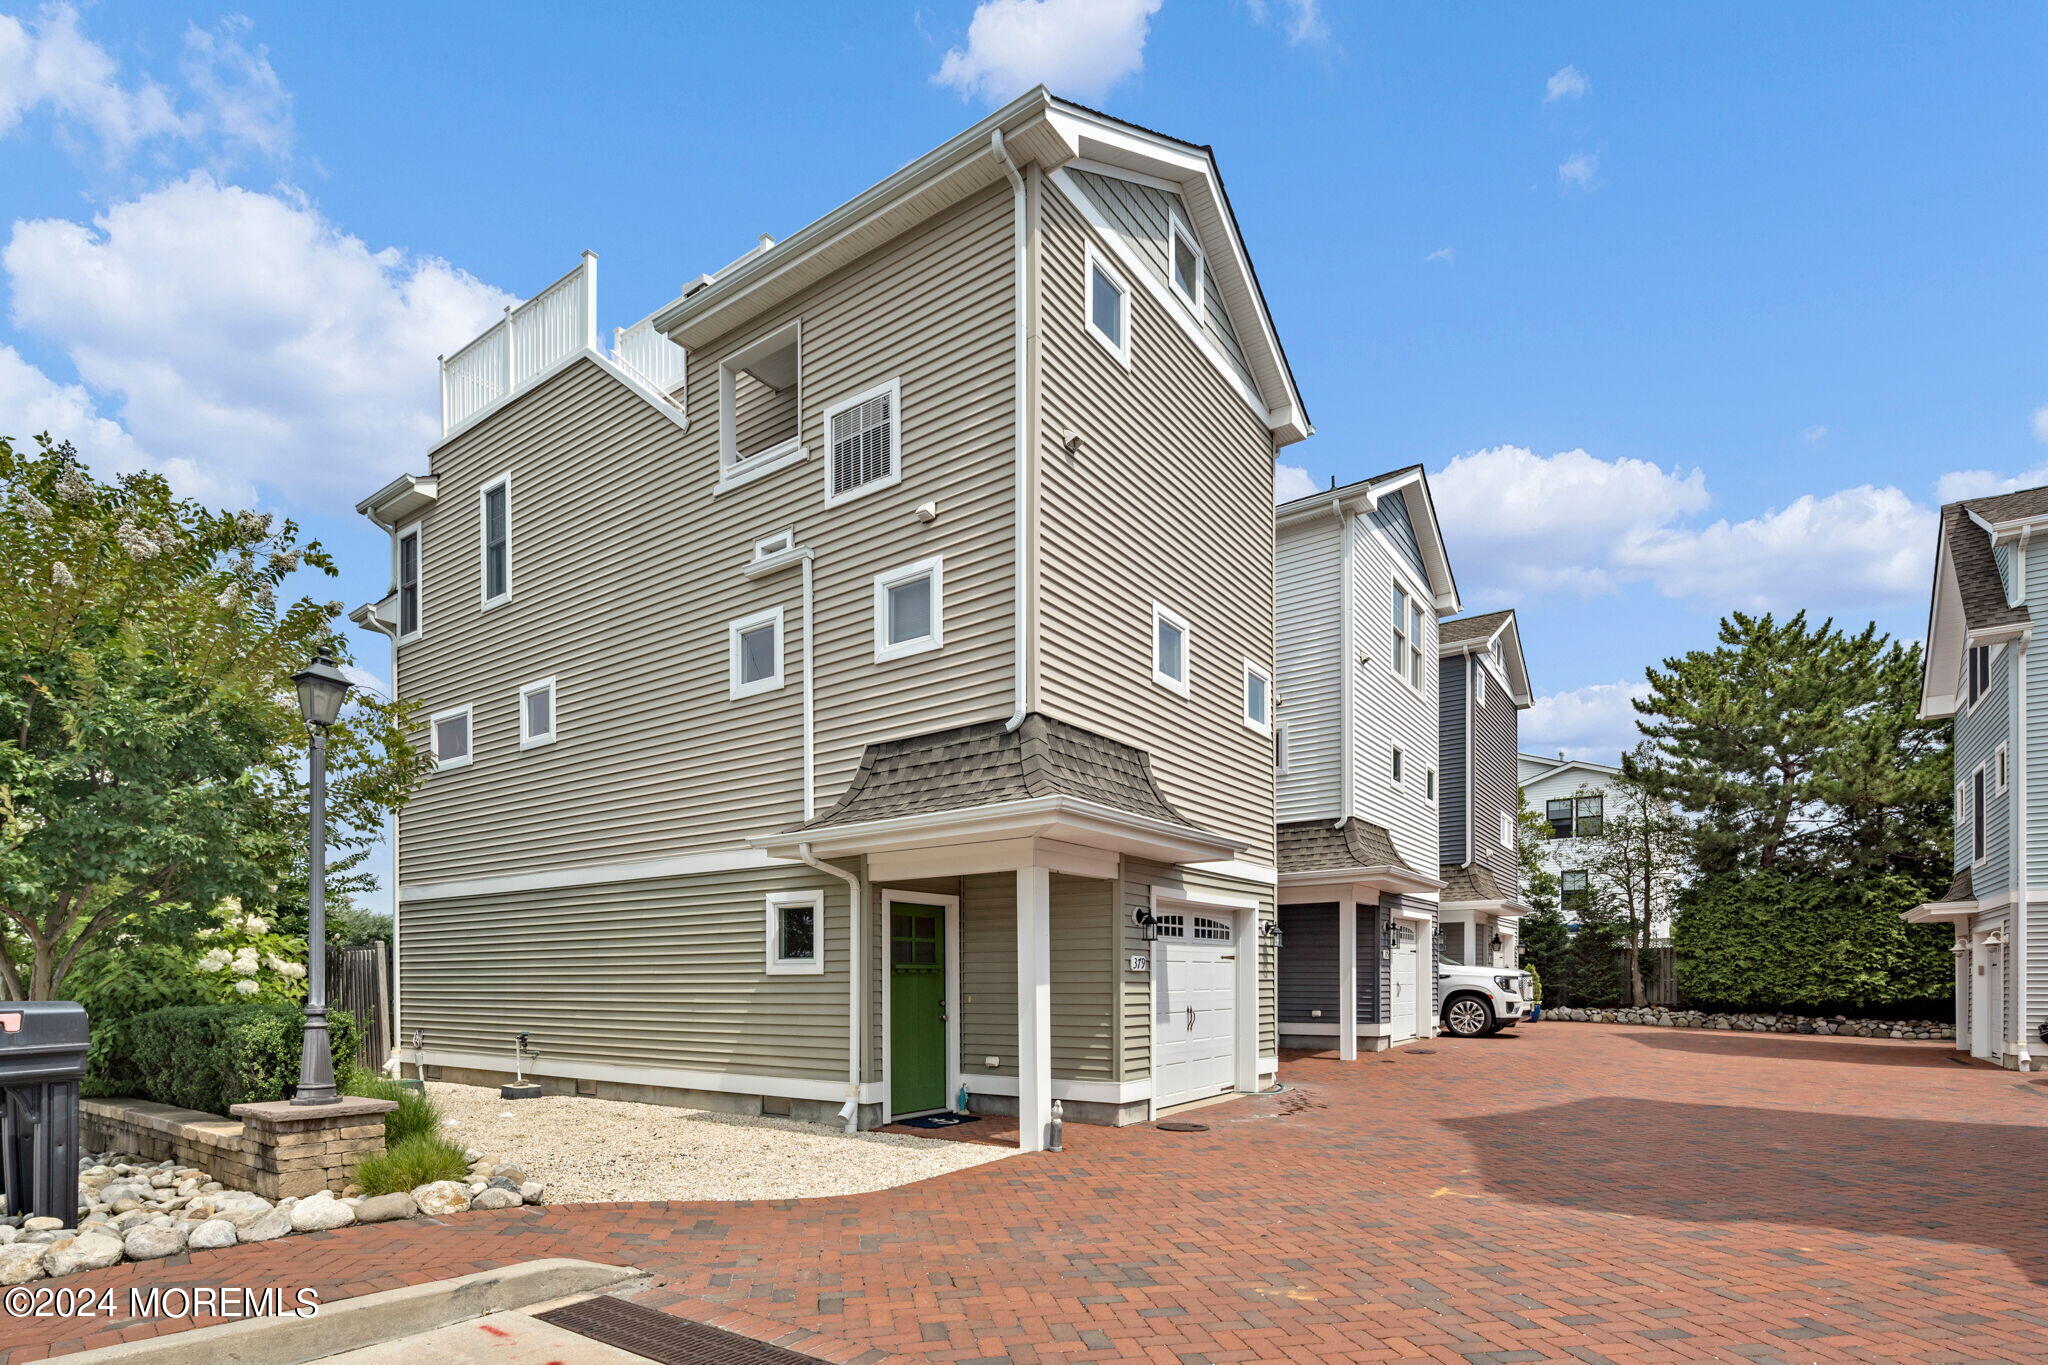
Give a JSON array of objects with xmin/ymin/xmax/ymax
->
[{"xmin": 537, "ymin": 1296, "xmax": 827, "ymax": 1364}]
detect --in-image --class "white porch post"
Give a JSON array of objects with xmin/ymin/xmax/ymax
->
[
  {"xmin": 1337, "ymin": 897, "xmax": 1359, "ymax": 1061},
  {"xmin": 1016, "ymin": 866, "xmax": 1053, "ymax": 1153}
]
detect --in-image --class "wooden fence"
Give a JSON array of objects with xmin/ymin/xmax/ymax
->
[
  {"xmin": 328, "ymin": 943, "xmax": 390, "ymax": 1070},
  {"xmin": 1619, "ymin": 944, "xmax": 1680, "ymax": 1005}
]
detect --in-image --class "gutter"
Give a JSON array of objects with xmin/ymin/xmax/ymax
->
[{"xmin": 992, "ymin": 128, "xmax": 1038, "ymax": 733}]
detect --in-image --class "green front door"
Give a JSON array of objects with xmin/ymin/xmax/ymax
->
[{"xmin": 890, "ymin": 902, "xmax": 947, "ymax": 1116}]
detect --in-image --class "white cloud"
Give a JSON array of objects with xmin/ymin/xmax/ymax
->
[
  {"xmin": 179, "ymin": 16, "xmax": 293, "ymax": 161},
  {"xmin": 2032, "ymin": 405, "xmax": 2048, "ymax": 444},
  {"xmin": 1522, "ymin": 680, "xmax": 1649, "ymax": 764},
  {"xmin": 1558, "ymin": 152, "xmax": 1599, "ymax": 190},
  {"xmin": 1935, "ymin": 463, "xmax": 2048, "ymax": 505},
  {"xmin": 1544, "ymin": 65, "xmax": 1588, "ymax": 103},
  {"xmin": 0, "ymin": 344, "xmax": 140, "ymax": 462},
  {"xmin": 935, "ymin": 0, "xmax": 1161, "ymax": 103},
  {"xmin": 4, "ymin": 174, "xmax": 512, "ymax": 505},
  {"xmin": 1425, "ymin": 246, "xmax": 1456, "ymax": 264},
  {"xmin": 1247, "ymin": 0, "xmax": 1327, "ymax": 44},
  {"xmin": 1801, "ymin": 424, "xmax": 1827, "ymax": 443},
  {"xmin": 0, "ymin": 3, "xmax": 183, "ymax": 159},
  {"xmin": 1274, "ymin": 461, "xmax": 1318, "ymax": 503}
]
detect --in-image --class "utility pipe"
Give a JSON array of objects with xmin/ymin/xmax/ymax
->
[
  {"xmin": 798, "ymin": 842, "xmax": 866, "ymax": 1132},
  {"xmin": 992, "ymin": 128, "xmax": 1036, "ymax": 732}
]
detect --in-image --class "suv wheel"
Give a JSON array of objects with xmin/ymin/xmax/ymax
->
[{"xmin": 1442, "ymin": 994, "xmax": 1494, "ymax": 1038}]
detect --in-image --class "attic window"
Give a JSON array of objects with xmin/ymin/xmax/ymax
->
[
  {"xmin": 1966, "ymin": 645, "xmax": 1990, "ymax": 706},
  {"xmin": 718, "ymin": 322, "xmax": 802, "ymax": 486},
  {"xmin": 1167, "ymin": 211, "xmax": 1204, "ymax": 313},
  {"xmin": 1084, "ymin": 243, "xmax": 1132, "ymax": 367}
]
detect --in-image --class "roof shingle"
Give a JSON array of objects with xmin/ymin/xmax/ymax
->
[
  {"xmin": 1943, "ymin": 502, "xmax": 2028, "ymax": 632},
  {"xmin": 1276, "ymin": 818, "xmax": 1423, "ymax": 876},
  {"xmin": 1439, "ymin": 863, "xmax": 1512, "ymax": 905},
  {"xmin": 1440, "ymin": 610, "xmax": 1514, "ymax": 646}
]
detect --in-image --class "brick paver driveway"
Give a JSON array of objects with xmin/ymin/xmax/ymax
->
[{"xmin": 6, "ymin": 1022, "xmax": 2046, "ymax": 1364}]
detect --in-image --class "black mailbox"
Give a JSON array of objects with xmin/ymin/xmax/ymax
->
[{"xmin": 0, "ymin": 1002, "xmax": 86, "ymax": 1224}]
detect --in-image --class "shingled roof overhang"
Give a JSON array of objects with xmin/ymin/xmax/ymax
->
[
  {"xmin": 1902, "ymin": 866, "xmax": 1982, "ymax": 924},
  {"xmin": 1438, "ymin": 609, "xmax": 1533, "ymax": 707},
  {"xmin": 1922, "ymin": 497, "xmax": 2037, "ymax": 719},
  {"xmin": 752, "ymin": 714, "xmax": 1244, "ymax": 865},
  {"xmin": 1275, "ymin": 819, "xmax": 1442, "ymax": 893},
  {"xmin": 1438, "ymin": 863, "xmax": 1530, "ymax": 915}
]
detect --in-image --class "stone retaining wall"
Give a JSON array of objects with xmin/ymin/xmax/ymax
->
[
  {"xmin": 82, "ymin": 1096, "xmax": 395, "ymax": 1200},
  {"xmin": 82, "ymin": 1099, "xmax": 260, "ymax": 1191},
  {"xmin": 1542, "ymin": 1007, "xmax": 1954, "ymax": 1039}
]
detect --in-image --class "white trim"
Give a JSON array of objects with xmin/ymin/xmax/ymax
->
[
  {"xmin": 718, "ymin": 320, "xmax": 805, "ymax": 486},
  {"xmin": 821, "ymin": 376, "xmax": 904, "ymax": 507},
  {"xmin": 1996, "ymin": 741, "xmax": 2011, "ymax": 796},
  {"xmin": 728, "ymin": 606, "xmax": 786, "ymax": 699},
  {"xmin": 965, "ymin": 1074, "xmax": 1150, "ymax": 1104},
  {"xmin": 765, "ymin": 889, "xmax": 826, "ymax": 975},
  {"xmin": 418, "ymin": 1049, "xmax": 859, "ymax": 1106},
  {"xmin": 1274, "ymin": 721, "xmax": 1290, "ymax": 775},
  {"xmin": 517, "ymin": 676, "xmax": 557, "ymax": 749},
  {"xmin": 1083, "ymin": 240, "xmax": 1133, "ymax": 369},
  {"xmin": 393, "ymin": 520, "xmax": 424, "ymax": 645},
  {"xmin": 1165, "ymin": 206, "xmax": 1205, "ymax": 317},
  {"xmin": 879, "ymin": 889, "xmax": 962, "ymax": 1119},
  {"xmin": 752, "ymin": 528, "xmax": 796, "ymax": 562},
  {"xmin": 431, "ymin": 347, "xmax": 688, "ymax": 453},
  {"xmin": 477, "ymin": 472, "xmax": 512, "ymax": 610},
  {"xmin": 1185, "ymin": 858, "xmax": 1279, "ymax": 887},
  {"xmin": 753, "ymin": 793, "xmax": 1248, "ymax": 866},
  {"xmin": 398, "ymin": 847, "xmax": 795, "ymax": 904},
  {"xmin": 1151, "ymin": 602, "xmax": 1191, "ymax": 697},
  {"xmin": 428, "ymin": 703, "xmax": 473, "ymax": 772},
  {"xmin": 1240, "ymin": 658, "xmax": 1272, "ymax": 735},
  {"xmin": 873, "ymin": 555, "xmax": 944, "ymax": 662}
]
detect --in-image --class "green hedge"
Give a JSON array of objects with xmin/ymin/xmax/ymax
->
[
  {"xmin": 88, "ymin": 1005, "xmax": 362, "ymax": 1115},
  {"xmin": 1673, "ymin": 871, "xmax": 1954, "ymax": 1015}
]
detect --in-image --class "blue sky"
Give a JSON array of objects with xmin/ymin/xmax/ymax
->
[{"xmin": 5, "ymin": 1, "xmax": 2047, "ymax": 846}]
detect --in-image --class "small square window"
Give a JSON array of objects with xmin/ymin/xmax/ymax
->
[
  {"xmin": 729, "ymin": 608, "xmax": 785, "ymax": 699},
  {"xmin": 479, "ymin": 475, "xmax": 511, "ymax": 608},
  {"xmin": 766, "ymin": 891, "xmax": 825, "ymax": 975},
  {"xmin": 823, "ymin": 378, "xmax": 902, "ymax": 505},
  {"xmin": 1151, "ymin": 604, "xmax": 1190, "ymax": 696},
  {"xmin": 874, "ymin": 556, "xmax": 943, "ymax": 662},
  {"xmin": 1168, "ymin": 212, "xmax": 1204, "ymax": 313},
  {"xmin": 1241, "ymin": 661, "xmax": 1272, "ymax": 734},
  {"xmin": 1391, "ymin": 746, "xmax": 1404, "ymax": 784},
  {"xmin": 1561, "ymin": 870, "xmax": 1590, "ymax": 914},
  {"xmin": 1084, "ymin": 244, "xmax": 1131, "ymax": 367},
  {"xmin": 430, "ymin": 704, "xmax": 472, "ymax": 772},
  {"xmin": 518, "ymin": 677, "xmax": 556, "ymax": 748}
]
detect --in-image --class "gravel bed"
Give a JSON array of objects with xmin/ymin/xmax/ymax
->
[{"xmin": 426, "ymin": 1082, "xmax": 1008, "ymax": 1204}]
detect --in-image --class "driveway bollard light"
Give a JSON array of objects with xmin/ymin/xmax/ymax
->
[{"xmin": 289, "ymin": 651, "xmax": 353, "ymax": 1106}]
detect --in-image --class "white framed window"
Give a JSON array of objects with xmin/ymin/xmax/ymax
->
[
  {"xmin": 823, "ymin": 377, "xmax": 902, "ymax": 506},
  {"xmin": 429, "ymin": 704, "xmax": 473, "ymax": 772},
  {"xmin": 1391, "ymin": 746, "xmax": 1405, "ymax": 785},
  {"xmin": 1167, "ymin": 209, "xmax": 1205, "ymax": 315},
  {"xmin": 1084, "ymin": 242, "xmax": 1132, "ymax": 368},
  {"xmin": 1500, "ymin": 809, "xmax": 1515, "ymax": 848},
  {"xmin": 394, "ymin": 522, "xmax": 423, "ymax": 643},
  {"xmin": 518, "ymin": 677, "xmax": 557, "ymax": 749},
  {"xmin": 1391, "ymin": 584, "xmax": 1424, "ymax": 689},
  {"xmin": 728, "ymin": 607, "xmax": 785, "ymax": 699},
  {"xmin": 1474, "ymin": 661, "xmax": 1487, "ymax": 708},
  {"xmin": 1151, "ymin": 603, "xmax": 1190, "ymax": 696},
  {"xmin": 1973, "ymin": 764, "xmax": 1987, "ymax": 863},
  {"xmin": 1426, "ymin": 768, "xmax": 1437, "ymax": 801},
  {"xmin": 1956, "ymin": 780, "xmax": 1968, "ymax": 830},
  {"xmin": 1997, "ymin": 743, "xmax": 2011, "ymax": 795},
  {"xmin": 765, "ymin": 890, "xmax": 825, "ymax": 975},
  {"xmin": 1275, "ymin": 723, "xmax": 1290, "ymax": 774},
  {"xmin": 752, "ymin": 528, "xmax": 795, "ymax": 562},
  {"xmin": 1966, "ymin": 644, "xmax": 1991, "ymax": 708},
  {"xmin": 1241, "ymin": 661, "xmax": 1272, "ymax": 734},
  {"xmin": 873, "ymin": 556, "xmax": 944, "ymax": 662},
  {"xmin": 478, "ymin": 474, "xmax": 511, "ymax": 608},
  {"xmin": 717, "ymin": 321, "xmax": 804, "ymax": 488}
]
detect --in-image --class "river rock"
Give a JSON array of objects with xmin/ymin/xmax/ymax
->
[
  {"xmin": 238, "ymin": 1210, "xmax": 292, "ymax": 1243},
  {"xmin": 122, "ymin": 1223, "xmax": 187, "ymax": 1261},
  {"xmin": 0, "ymin": 1244, "xmax": 45, "ymax": 1284},
  {"xmin": 470, "ymin": 1186, "xmax": 520, "ymax": 1211},
  {"xmin": 44, "ymin": 1233, "xmax": 123, "ymax": 1276},
  {"xmin": 355, "ymin": 1193, "xmax": 416, "ymax": 1224},
  {"xmin": 187, "ymin": 1219, "xmax": 238, "ymax": 1251},
  {"xmin": 412, "ymin": 1181, "xmax": 470, "ymax": 1216},
  {"xmin": 287, "ymin": 1194, "xmax": 355, "ymax": 1232}
]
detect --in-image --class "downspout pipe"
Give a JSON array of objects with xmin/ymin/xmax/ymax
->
[
  {"xmin": 797, "ymin": 842, "xmax": 866, "ymax": 1132},
  {"xmin": 992, "ymin": 128, "xmax": 1034, "ymax": 732},
  {"xmin": 2014, "ymin": 530, "xmax": 2032, "ymax": 1069},
  {"xmin": 1333, "ymin": 494, "xmax": 1354, "ymax": 825}
]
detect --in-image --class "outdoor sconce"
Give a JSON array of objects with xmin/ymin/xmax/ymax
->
[
  {"xmin": 1382, "ymin": 917, "xmax": 1400, "ymax": 952},
  {"xmin": 1131, "ymin": 906, "xmax": 1159, "ymax": 941},
  {"xmin": 1490, "ymin": 932, "xmax": 1504, "ymax": 952},
  {"xmin": 1260, "ymin": 919, "xmax": 1281, "ymax": 949}
]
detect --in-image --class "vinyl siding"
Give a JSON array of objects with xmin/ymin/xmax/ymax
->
[
  {"xmin": 400, "ymin": 864, "xmax": 850, "ymax": 1082},
  {"xmin": 1468, "ymin": 660, "xmax": 1521, "ymax": 892},
  {"xmin": 1275, "ymin": 515, "xmax": 1344, "ymax": 822},
  {"xmin": 1368, "ymin": 492, "xmax": 1425, "ymax": 580},
  {"xmin": 394, "ymin": 183, "xmax": 1020, "ymax": 885},
  {"xmin": 1275, "ymin": 901, "xmax": 1389, "ymax": 1028},
  {"xmin": 1122, "ymin": 861, "xmax": 1276, "ymax": 1073},
  {"xmin": 958, "ymin": 872, "xmax": 1116, "ymax": 1083},
  {"xmin": 1033, "ymin": 178, "xmax": 1278, "ymax": 862},
  {"xmin": 1349, "ymin": 516, "xmax": 1439, "ymax": 873},
  {"xmin": 1954, "ymin": 641, "xmax": 2011, "ymax": 900},
  {"xmin": 1438, "ymin": 658, "xmax": 1469, "ymax": 864},
  {"xmin": 731, "ymin": 368, "xmax": 798, "ymax": 458},
  {"xmin": 1064, "ymin": 169, "xmax": 1255, "ymax": 393}
]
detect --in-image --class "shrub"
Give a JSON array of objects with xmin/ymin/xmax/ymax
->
[
  {"xmin": 91, "ymin": 1004, "xmax": 362, "ymax": 1114},
  {"xmin": 339, "ymin": 1065, "xmax": 442, "ymax": 1145},
  {"xmin": 355, "ymin": 1134, "xmax": 468, "ymax": 1196}
]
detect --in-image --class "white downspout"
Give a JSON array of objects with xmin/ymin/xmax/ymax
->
[
  {"xmin": 801, "ymin": 553, "xmax": 817, "ymax": 821},
  {"xmin": 797, "ymin": 842, "xmax": 865, "ymax": 1132},
  {"xmin": 993, "ymin": 128, "xmax": 1035, "ymax": 732},
  {"xmin": 1334, "ymin": 496, "xmax": 1354, "ymax": 823},
  {"xmin": 2014, "ymin": 531, "xmax": 2031, "ymax": 1068}
]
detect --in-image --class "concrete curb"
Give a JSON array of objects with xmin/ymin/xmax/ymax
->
[{"xmin": 59, "ymin": 1258, "xmax": 644, "ymax": 1364}]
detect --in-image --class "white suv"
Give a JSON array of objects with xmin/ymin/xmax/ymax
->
[{"xmin": 1437, "ymin": 964, "xmax": 1530, "ymax": 1037}]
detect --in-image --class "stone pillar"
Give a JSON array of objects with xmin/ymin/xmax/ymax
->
[{"xmin": 228, "ymin": 1097, "xmax": 397, "ymax": 1199}]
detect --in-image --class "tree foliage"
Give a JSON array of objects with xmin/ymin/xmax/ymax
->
[
  {"xmin": 0, "ymin": 434, "xmax": 426, "ymax": 999},
  {"xmin": 1578, "ymin": 750, "xmax": 1691, "ymax": 1006}
]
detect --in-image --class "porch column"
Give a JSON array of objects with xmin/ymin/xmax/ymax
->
[
  {"xmin": 1337, "ymin": 897, "xmax": 1359, "ymax": 1061},
  {"xmin": 1016, "ymin": 866, "xmax": 1053, "ymax": 1153}
]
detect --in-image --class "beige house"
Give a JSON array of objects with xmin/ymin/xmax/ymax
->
[{"xmin": 351, "ymin": 90, "xmax": 1306, "ymax": 1150}]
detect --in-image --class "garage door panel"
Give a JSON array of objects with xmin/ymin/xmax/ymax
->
[{"xmin": 1154, "ymin": 915, "xmax": 1238, "ymax": 1109}]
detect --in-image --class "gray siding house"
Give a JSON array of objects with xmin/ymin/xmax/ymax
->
[
  {"xmin": 1437, "ymin": 611, "xmax": 1533, "ymax": 966},
  {"xmin": 1909, "ymin": 489, "xmax": 2048, "ymax": 1068},
  {"xmin": 1273, "ymin": 467, "xmax": 1459, "ymax": 1054},
  {"xmin": 351, "ymin": 90, "xmax": 1307, "ymax": 1150}
]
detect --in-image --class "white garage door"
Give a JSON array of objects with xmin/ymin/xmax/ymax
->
[
  {"xmin": 1390, "ymin": 923, "xmax": 1420, "ymax": 1042},
  {"xmin": 1153, "ymin": 913, "xmax": 1238, "ymax": 1110}
]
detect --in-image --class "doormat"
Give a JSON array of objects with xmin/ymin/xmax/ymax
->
[
  {"xmin": 894, "ymin": 1111, "xmax": 981, "ymax": 1129},
  {"xmin": 538, "ymin": 1295, "xmax": 825, "ymax": 1363}
]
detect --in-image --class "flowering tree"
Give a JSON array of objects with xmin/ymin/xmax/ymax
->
[{"xmin": 0, "ymin": 434, "xmax": 426, "ymax": 1000}]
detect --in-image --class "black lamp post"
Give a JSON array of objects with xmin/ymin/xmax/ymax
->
[{"xmin": 291, "ymin": 651, "xmax": 353, "ymax": 1106}]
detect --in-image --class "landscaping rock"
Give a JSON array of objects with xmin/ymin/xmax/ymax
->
[
  {"xmin": 187, "ymin": 1219, "xmax": 238, "ymax": 1251},
  {"xmin": 287, "ymin": 1194, "xmax": 355, "ymax": 1232},
  {"xmin": 238, "ymin": 1210, "xmax": 292, "ymax": 1243},
  {"xmin": 0, "ymin": 1227, "xmax": 15, "ymax": 1246},
  {"xmin": 470, "ymin": 1186, "xmax": 521, "ymax": 1211},
  {"xmin": 122, "ymin": 1224, "xmax": 187, "ymax": 1261},
  {"xmin": 110, "ymin": 1210, "xmax": 152, "ymax": 1233},
  {"xmin": 493, "ymin": 1164, "xmax": 527, "ymax": 1185},
  {"xmin": 485, "ymin": 1176, "xmax": 520, "ymax": 1192},
  {"xmin": 0, "ymin": 1244, "xmax": 45, "ymax": 1284},
  {"xmin": 519, "ymin": 1182, "xmax": 543, "ymax": 1204},
  {"xmin": 412, "ymin": 1181, "xmax": 470, "ymax": 1216},
  {"xmin": 44, "ymin": 1234, "xmax": 123, "ymax": 1276},
  {"xmin": 355, "ymin": 1193, "xmax": 416, "ymax": 1224},
  {"xmin": 23, "ymin": 1229, "xmax": 72, "ymax": 1245},
  {"xmin": 21, "ymin": 1217, "xmax": 62, "ymax": 1233}
]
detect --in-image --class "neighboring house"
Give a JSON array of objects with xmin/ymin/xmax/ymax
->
[
  {"xmin": 350, "ymin": 89, "xmax": 1310, "ymax": 1150},
  {"xmin": 1273, "ymin": 466, "xmax": 1460, "ymax": 1055},
  {"xmin": 1517, "ymin": 752, "xmax": 1663, "ymax": 931},
  {"xmin": 1909, "ymin": 489, "xmax": 2048, "ymax": 1070},
  {"xmin": 1437, "ymin": 611, "xmax": 1533, "ymax": 967}
]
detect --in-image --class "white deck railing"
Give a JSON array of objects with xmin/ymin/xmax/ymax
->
[
  {"xmin": 613, "ymin": 307, "xmax": 687, "ymax": 396},
  {"xmin": 439, "ymin": 253, "xmax": 599, "ymax": 435}
]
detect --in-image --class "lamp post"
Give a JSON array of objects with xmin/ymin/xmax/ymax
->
[{"xmin": 291, "ymin": 651, "xmax": 353, "ymax": 1106}]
